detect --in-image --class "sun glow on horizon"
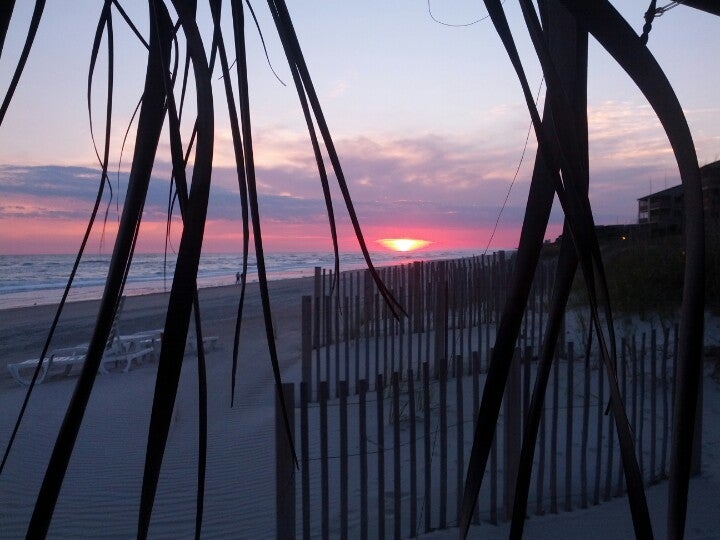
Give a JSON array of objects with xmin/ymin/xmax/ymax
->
[{"xmin": 377, "ymin": 238, "xmax": 432, "ymax": 252}]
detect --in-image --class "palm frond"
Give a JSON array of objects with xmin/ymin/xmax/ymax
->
[
  {"xmin": 228, "ymin": 0, "xmax": 298, "ymax": 466},
  {"xmin": 207, "ymin": 0, "xmax": 251, "ymax": 408},
  {"xmin": 0, "ymin": 0, "xmax": 45, "ymax": 125},
  {"xmin": 0, "ymin": 1, "xmax": 18, "ymax": 55},
  {"xmin": 555, "ymin": 3, "xmax": 705, "ymax": 537},
  {"xmin": 0, "ymin": 0, "xmax": 116, "ymax": 478},
  {"xmin": 137, "ymin": 0, "xmax": 214, "ymax": 535},
  {"xmin": 267, "ymin": 0, "xmax": 405, "ymax": 318},
  {"xmin": 461, "ymin": 1, "xmax": 653, "ymax": 536}
]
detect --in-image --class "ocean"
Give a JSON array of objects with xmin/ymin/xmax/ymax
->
[{"xmin": 0, "ymin": 249, "xmax": 484, "ymax": 310}]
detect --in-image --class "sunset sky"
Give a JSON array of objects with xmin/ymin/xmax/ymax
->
[{"xmin": 0, "ymin": 1, "xmax": 718, "ymax": 255}]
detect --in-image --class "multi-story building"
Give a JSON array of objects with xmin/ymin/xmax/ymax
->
[
  {"xmin": 702, "ymin": 160, "xmax": 720, "ymax": 225},
  {"xmin": 637, "ymin": 160, "xmax": 720, "ymax": 233},
  {"xmin": 637, "ymin": 184, "xmax": 684, "ymax": 233}
]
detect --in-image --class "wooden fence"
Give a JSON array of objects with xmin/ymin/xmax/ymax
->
[
  {"xmin": 278, "ymin": 255, "xmax": 694, "ymax": 538},
  {"xmin": 300, "ymin": 253, "xmax": 556, "ymax": 400}
]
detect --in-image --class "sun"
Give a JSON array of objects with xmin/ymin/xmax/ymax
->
[{"xmin": 377, "ymin": 238, "xmax": 432, "ymax": 252}]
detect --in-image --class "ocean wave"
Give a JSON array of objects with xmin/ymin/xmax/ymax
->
[{"xmin": 0, "ymin": 249, "xmax": 489, "ymax": 310}]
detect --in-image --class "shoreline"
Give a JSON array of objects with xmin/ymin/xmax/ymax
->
[
  {"xmin": 0, "ymin": 275, "xmax": 317, "ymax": 381},
  {"xmin": 0, "ymin": 248, "xmax": 491, "ymax": 311}
]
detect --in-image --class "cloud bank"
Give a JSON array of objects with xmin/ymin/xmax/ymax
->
[{"xmin": 0, "ymin": 101, "xmax": 690, "ymax": 254}]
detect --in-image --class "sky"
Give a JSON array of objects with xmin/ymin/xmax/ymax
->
[{"xmin": 0, "ymin": 1, "xmax": 718, "ymax": 255}]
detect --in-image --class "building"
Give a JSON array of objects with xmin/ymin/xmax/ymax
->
[
  {"xmin": 702, "ymin": 160, "xmax": 720, "ymax": 225},
  {"xmin": 637, "ymin": 160, "xmax": 720, "ymax": 234},
  {"xmin": 637, "ymin": 184, "xmax": 684, "ymax": 233}
]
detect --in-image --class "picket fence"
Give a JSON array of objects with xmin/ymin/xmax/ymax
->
[{"xmin": 276, "ymin": 254, "xmax": 697, "ymax": 539}]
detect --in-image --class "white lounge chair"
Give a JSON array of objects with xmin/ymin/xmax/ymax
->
[
  {"xmin": 7, "ymin": 346, "xmax": 87, "ymax": 385},
  {"xmin": 186, "ymin": 335, "xmax": 219, "ymax": 354},
  {"xmin": 6, "ymin": 342, "xmax": 155, "ymax": 385},
  {"xmin": 116, "ymin": 329, "xmax": 163, "ymax": 361},
  {"xmin": 83, "ymin": 298, "xmax": 156, "ymax": 373},
  {"xmin": 6, "ymin": 297, "xmax": 154, "ymax": 385}
]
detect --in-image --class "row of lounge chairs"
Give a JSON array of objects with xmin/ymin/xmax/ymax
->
[{"xmin": 6, "ymin": 297, "xmax": 218, "ymax": 386}]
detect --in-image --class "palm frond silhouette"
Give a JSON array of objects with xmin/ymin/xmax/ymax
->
[{"xmin": 0, "ymin": 1, "xmax": 710, "ymax": 537}]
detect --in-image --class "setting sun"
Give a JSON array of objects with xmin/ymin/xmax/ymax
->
[{"xmin": 377, "ymin": 238, "xmax": 432, "ymax": 252}]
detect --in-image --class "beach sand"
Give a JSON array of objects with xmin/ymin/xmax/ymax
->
[
  {"xmin": 1, "ymin": 277, "xmax": 719, "ymax": 538},
  {"xmin": 0, "ymin": 277, "xmax": 315, "ymax": 537}
]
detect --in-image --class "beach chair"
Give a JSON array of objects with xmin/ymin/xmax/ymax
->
[
  {"xmin": 186, "ymin": 335, "xmax": 219, "ymax": 354},
  {"xmin": 6, "ymin": 297, "xmax": 154, "ymax": 385},
  {"xmin": 94, "ymin": 297, "xmax": 155, "ymax": 373},
  {"xmin": 7, "ymin": 346, "xmax": 87, "ymax": 385},
  {"xmin": 118, "ymin": 329, "xmax": 163, "ymax": 359}
]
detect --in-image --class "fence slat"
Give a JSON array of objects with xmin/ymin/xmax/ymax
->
[
  {"xmin": 650, "ymin": 329, "xmax": 657, "ymax": 483},
  {"xmin": 325, "ymin": 293, "xmax": 331, "ymax": 395},
  {"xmin": 320, "ymin": 382, "xmax": 329, "ymax": 540},
  {"xmin": 276, "ymin": 383, "xmax": 295, "ymax": 540},
  {"xmin": 377, "ymin": 373, "xmax": 385, "ymax": 538},
  {"xmin": 661, "ymin": 326, "xmax": 670, "ymax": 478},
  {"xmin": 423, "ymin": 362, "xmax": 432, "ymax": 533},
  {"xmin": 300, "ymin": 382, "xmax": 310, "ymax": 540},
  {"xmin": 392, "ymin": 372, "xmax": 401, "ymax": 539},
  {"xmin": 408, "ymin": 368, "xmax": 417, "ymax": 538},
  {"xmin": 641, "ymin": 333, "xmax": 648, "ymax": 481},
  {"xmin": 550, "ymin": 348, "xmax": 559, "ymax": 514},
  {"xmin": 439, "ymin": 357, "xmax": 448, "ymax": 529},
  {"xmin": 456, "ymin": 356, "xmax": 464, "ymax": 526},
  {"xmin": 565, "ymin": 342, "xmax": 574, "ymax": 512},
  {"xmin": 504, "ymin": 349, "xmax": 521, "ymax": 521},
  {"xmin": 537, "ymin": 394, "xmax": 546, "ymax": 516},
  {"xmin": 335, "ymin": 292, "xmax": 340, "ymax": 397},
  {"xmin": 581, "ymin": 336, "xmax": 590, "ymax": 509},
  {"xmin": 339, "ymin": 381, "xmax": 348, "ymax": 539},
  {"xmin": 344, "ymin": 297, "xmax": 350, "ymax": 392},
  {"xmin": 617, "ymin": 338, "xmax": 628, "ymax": 497},
  {"xmin": 302, "ymin": 297, "xmax": 312, "ymax": 393},
  {"xmin": 472, "ymin": 352, "xmax": 481, "ymax": 525},
  {"xmin": 594, "ymin": 346, "xmax": 604, "ymax": 506},
  {"xmin": 490, "ymin": 416, "xmax": 498, "ymax": 525},
  {"xmin": 359, "ymin": 380, "xmax": 368, "ymax": 540}
]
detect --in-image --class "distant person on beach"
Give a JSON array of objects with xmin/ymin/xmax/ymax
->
[{"xmin": 235, "ymin": 272, "xmax": 240, "ymax": 284}]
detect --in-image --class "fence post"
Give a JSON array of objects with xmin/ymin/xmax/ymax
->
[
  {"xmin": 692, "ymin": 370, "xmax": 703, "ymax": 476},
  {"xmin": 377, "ymin": 373, "xmax": 386, "ymax": 538},
  {"xmin": 423, "ymin": 362, "xmax": 432, "ymax": 533},
  {"xmin": 276, "ymin": 383, "xmax": 295, "ymax": 540},
  {"xmin": 661, "ymin": 327, "xmax": 669, "ymax": 479},
  {"xmin": 456, "ymin": 356, "xmax": 464, "ymax": 526},
  {"xmin": 408, "ymin": 368, "xmax": 417, "ymax": 538},
  {"xmin": 434, "ymin": 264, "xmax": 448, "ymax": 378},
  {"xmin": 504, "ymin": 348, "xmax": 521, "ymax": 521},
  {"xmin": 565, "ymin": 342, "xmax": 574, "ymax": 512},
  {"xmin": 392, "ymin": 372, "xmax": 402, "ymax": 539},
  {"xmin": 551, "ymin": 346, "xmax": 559, "ymax": 513},
  {"xmin": 314, "ymin": 268, "xmax": 322, "ymax": 396},
  {"xmin": 319, "ymin": 381, "xmax": 329, "ymax": 540},
  {"xmin": 359, "ymin": 379, "xmax": 369, "ymax": 540},
  {"xmin": 472, "ymin": 352, "xmax": 481, "ymax": 525},
  {"xmin": 651, "ymin": 329, "xmax": 657, "ymax": 483},
  {"xmin": 301, "ymin": 296, "xmax": 312, "ymax": 395},
  {"xmin": 439, "ymin": 357, "xmax": 448, "ymax": 529},
  {"xmin": 300, "ymin": 382, "xmax": 310, "ymax": 540},
  {"xmin": 339, "ymin": 380, "xmax": 349, "ymax": 539}
]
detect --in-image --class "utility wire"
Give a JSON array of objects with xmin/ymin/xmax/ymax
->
[
  {"xmin": 426, "ymin": 0, "xmax": 504, "ymax": 27},
  {"xmin": 483, "ymin": 77, "xmax": 544, "ymax": 255}
]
